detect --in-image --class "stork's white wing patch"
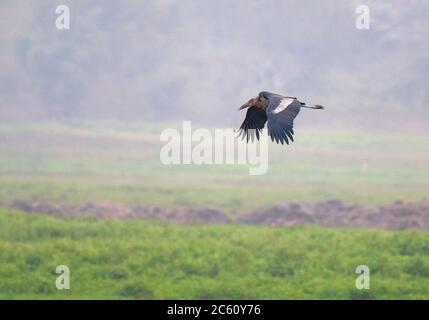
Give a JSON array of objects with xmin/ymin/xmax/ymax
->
[{"xmin": 272, "ymin": 98, "xmax": 295, "ymax": 114}]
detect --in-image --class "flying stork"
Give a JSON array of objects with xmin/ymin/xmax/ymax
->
[{"xmin": 238, "ymin": 91, "xmax": 325, "ymax": 144}]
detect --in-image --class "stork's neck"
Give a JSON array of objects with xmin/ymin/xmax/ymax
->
[{"xmin": 255, "ymin": 98, "xmax": 268, "ymax": 110}]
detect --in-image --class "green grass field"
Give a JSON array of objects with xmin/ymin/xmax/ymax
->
[
  {"xmin": 1, "ymin": 122, "xmax": 428, "ymax": 210},
  {"xmin": 1, "ymin": 208, "xmax": 429, "ymax": 299},
  {"xmin": 0, "ymin": 122, "xmax": 428, "ymax": 299}
]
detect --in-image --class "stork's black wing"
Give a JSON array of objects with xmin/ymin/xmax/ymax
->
[
  {"xmin": 265, "ymin": 94, "xmax": 301, "ymax": 145},
  {"xmin": 238, "ymin": 106, "xmax": 267, "ymax": 142}
]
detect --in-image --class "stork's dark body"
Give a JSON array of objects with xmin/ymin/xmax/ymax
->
[{"xmin": 238, "ymin": 91, "xmax": 324, "ymax": 145}]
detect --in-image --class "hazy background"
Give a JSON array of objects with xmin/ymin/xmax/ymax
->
[
  {"xmin": 1, "ymin": 0, "xmax": 429, "ymax": 130},
  {"xmin": 1, "ymin": 1, "xmax": 429, "ymax": 300}
]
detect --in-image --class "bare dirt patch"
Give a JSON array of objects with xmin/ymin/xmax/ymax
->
[
  {"xmin": 3, "ymin": 199, "xmax": 429, "ymax": 230},
  {"xmin": 239, "ymin": 199, "xmax": 429, "ymax": 230},
  {"xmin": 6, "ymin": 200, "xmax": 231, "ymax": 224}
]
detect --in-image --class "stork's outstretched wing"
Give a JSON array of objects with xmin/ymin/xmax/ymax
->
[
  {"xmin": 265, "ymin": 94, "xmax": 301, "ymax": 145},
  {"xmin": 238, "ymin": 106, "xmax": 267, "ymax": 142}
]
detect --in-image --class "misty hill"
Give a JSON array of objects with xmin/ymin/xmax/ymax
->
[{"xmin": 1, "ymin": 1, "xmax": 428, "ymax": 130}]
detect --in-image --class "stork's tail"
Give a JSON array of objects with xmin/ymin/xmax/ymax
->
[{"xmin": 300, "ymin": 102, "xmax": 325, "ymax": 110}]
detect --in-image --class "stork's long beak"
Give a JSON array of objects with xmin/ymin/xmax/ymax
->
[
  {"xmin": 238, "ymin": 103, "xmax": 249, "ymax": 110},
  {"xmin": 239, "ymin": 99, "xmax": 253, "ymax": 110}
]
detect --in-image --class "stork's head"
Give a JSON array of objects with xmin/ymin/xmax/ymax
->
[{"xmin": 239, "ymin": 97, "xmax": 260, "ymax": 110}]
